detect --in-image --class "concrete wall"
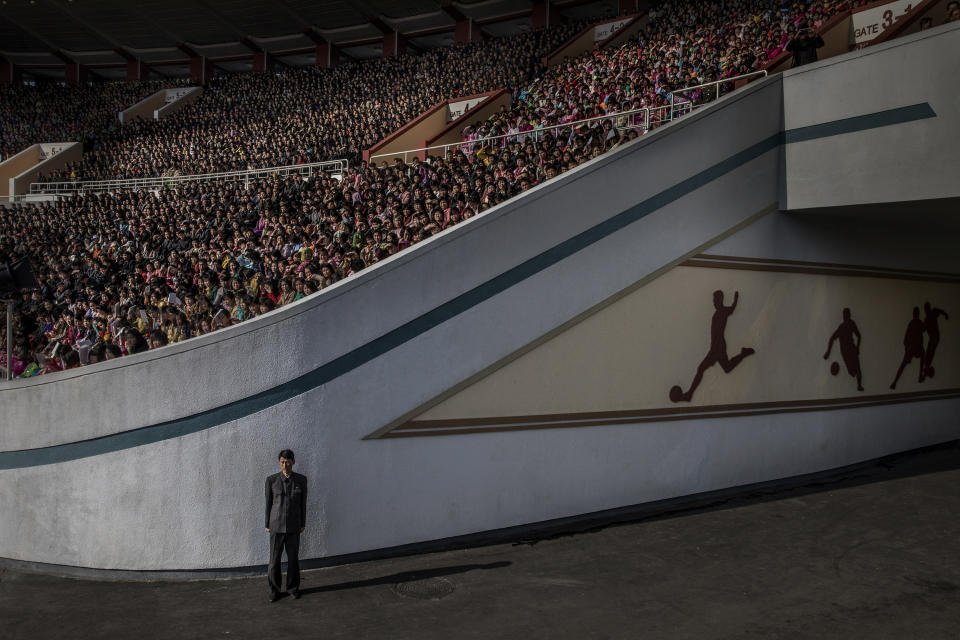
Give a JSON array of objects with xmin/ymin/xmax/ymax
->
[
  {"xmin": 541, "ymin": 13, "xmax": 644, "ymax": 69},
  {"xmin": 364, "ymin": 100, "xmax": 451, "ymax": 165},
  {"xmin": 596, "ymin": 13, "xmax": 648, "ymax": 50},
  {"xmin": 154, "ymin": 87, "xmax": 203, "ymax": 120},
  {"xmin": 0, "ymin": 76, "xmax": 786, "ymax": 570},
  {"xmin": 542, "ymin": 23, "xmax": 596, "ymax": 68},
  {"xmin": 5, "ymin": 142, "xmax": 81, "ymax": 198},
  {"xmin": 0, "ymin": 31, "xmax": 956, "ymax": 573},
  {"xmin": 119, "ymin": 87, "xmax": 203, "ymax": 124},
  {"xmin": 424, "ymin": 90, "xmax": 511, "ymax": 153},
  {"xmin": 873, "ymin": 0, "xmax": 951, "ymax": 44},
  {"xmin": 365, "ymin": 91, "xmax": 504, "ymax": 165},
  {"xmin": 781, "ymin": 23, "xmax": 960, "ymax": 209},
  {"xmin": 118, "ymin": 90, "xmax": 167, "ymax": 124},
  {"xmin": 851, "ymin": 0, "xmax": 917, "ymax": 47},
  {"xmin": 0, "ymin": 145, "xmax": 42, "ymax": 198}
]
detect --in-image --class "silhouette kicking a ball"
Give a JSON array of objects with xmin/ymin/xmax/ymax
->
[
  {"xmin": 890, "ymin": 306, "xmax": 926, "ymax": 390},
  {"xmin": 670, "ymin": 290, "xmax": 755, "ymax": 403},
  {"xmin": 824, "ymin": 307, "xmax": 863, "ymax": 391}
]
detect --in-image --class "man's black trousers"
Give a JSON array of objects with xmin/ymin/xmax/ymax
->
[{"xmin": 268, "ymin": 532, "xmax": 301, "ymax": 595}]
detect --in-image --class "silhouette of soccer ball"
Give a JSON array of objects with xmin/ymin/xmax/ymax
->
[
  {"xmin": 669, "ymin": 385, "xmax": 684, "ymax": 402},
  {"xmin": 830, "ymin": 362, "xmax": 840, "ymax": 376}
]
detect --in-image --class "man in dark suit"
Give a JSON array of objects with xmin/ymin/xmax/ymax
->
[
  {"xmin": 265, "ymin": 449, "xmax": 307, "ymax": 602},
  {"xmin": 786, "ymin": 23, "xmax": 825, "ymax": 68}
]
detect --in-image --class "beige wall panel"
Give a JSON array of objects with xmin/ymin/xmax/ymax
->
[
  {"xmin": 367, "ymin": 106, "xmax": 450, "ymax": 164},
  {"xmin": 598, "ymin": 14, "xmax": 649, "ymax": 50},
  {"xmin": 426, "ymin": 91, "xmax": 511, "ymax": 151},
  {"xmin": 119, "ymin": 91, "xmax": 166, "ymax": 124},
  {"xmin": 544, "ymin": 29, "xmax": 596, "ymax": 68},
  {"xmin": 11, "ymin": 142, "xmax": 82, "ymax": 196},
  {"xmin": 418, "ymin": 265, "xmax": 959, "ymax": 421},
  {"xmin": 0, "ymin": 145, "xmax": 42, "ymax": 197}
]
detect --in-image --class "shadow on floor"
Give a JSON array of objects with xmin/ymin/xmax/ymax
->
[
  {"xmin": 511, "ymin": 440, "xmax": 960, "ymax": 546},
  {"xmin": 299, "ymin": 561, "xmax": 511, "ymax": 595}
]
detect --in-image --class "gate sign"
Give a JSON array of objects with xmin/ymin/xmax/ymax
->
[
  {"xmin": 447, "ymin": 96, "xmax": 487, "ymax": 122},
  {"xmin": 594, "ymin": 17, "xmax": 632, "ymax": 42},
  {"xmin": 851, "ymin": 0, "xmax": 914, "ymax": 45}
]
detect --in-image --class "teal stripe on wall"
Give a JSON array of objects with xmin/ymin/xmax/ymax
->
[
  {"xmin": 784, "ymin": 103, "xmax": 936, "ymax": 143},
  {"xmin": 0, "ymin": 103, "xmax": 936, "ymax": 470}
]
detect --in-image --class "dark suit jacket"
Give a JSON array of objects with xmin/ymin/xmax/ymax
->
[{"xmin": 265, "ymin": 472, "xmax": 308, "ymax": 533}]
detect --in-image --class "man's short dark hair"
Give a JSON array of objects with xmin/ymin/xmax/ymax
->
[{"xmin": 278, "ymin": 449, "xmax": 295, "ymax": 461}]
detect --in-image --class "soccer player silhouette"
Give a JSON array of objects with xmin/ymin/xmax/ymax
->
[
  {"xmin": 890, "ymin": 306, "xmax": 926, "ymax": 390},
  {"xmin": 670, "ymin": 290, "xmax": 754, "ymax": 403},
  {"xmin": 824, "ymin": 307, "xmax": 863, "ymax": 391},
  {"xmin": 922, "ymin": 301, "xmax": 949, "ymax": 378}
]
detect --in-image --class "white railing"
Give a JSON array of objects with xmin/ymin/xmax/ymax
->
[
  {"xmin": 21, "ymin": 70, "xmax": 765, "ymax": 198},
  {"xmin": 370, "ymin": 71, "xmax": 767, "ymax": 164},
  {"xmin": 28, "ymin": 158, "xmax": 349, "ymax": 197},
  {"xmin": 372, "ymin": 107, "xmax": 659, "ymax": 165}
]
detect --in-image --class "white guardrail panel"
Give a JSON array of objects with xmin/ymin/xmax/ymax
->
[
  {"xmin": 370, "ymin": 71, "xmax": 767, "ymax": 164},
  {"xmin": 28, "ymin": 159, "xmax": 349, "ymax": 197}
]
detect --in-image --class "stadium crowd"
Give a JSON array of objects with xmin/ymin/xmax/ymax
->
[
  {"xmin": 0, "ymin": 80, "xmax": 170, "ymax": 163},
  {"xmin": 52, "ymin": 24, "xmax": 584, "ymax": 182},
  {"xmin": 0, "ymin": 117, "xmax": 636, "ymax": 376},
  {"xmin": 0, "ymin": 0, "xmax": 933, "ymax": 377},
  {"xmin": 457, "ymin": 0, "xmax": 855, "ymax": 147}
]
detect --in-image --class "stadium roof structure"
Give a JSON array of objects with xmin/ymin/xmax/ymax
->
[{"xmin": 0, "ymin": 0, "xmax": 623, "ymax": 79}]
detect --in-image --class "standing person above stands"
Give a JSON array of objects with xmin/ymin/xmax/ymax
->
[
  {"xmin": 945, "ymin": 1, "xmax": 960, "ymax": 23},
  {"xmin": 786, "ymin": 23, "xmax": 825, "ymax": 68}
]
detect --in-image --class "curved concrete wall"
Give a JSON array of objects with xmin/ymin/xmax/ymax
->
[{"xmin": 1, "ymin": 31, "xmax": 957, "ymax": 572}]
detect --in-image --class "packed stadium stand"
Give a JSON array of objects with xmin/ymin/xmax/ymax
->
[
  {"xmin": 0, "ymin": 0, "xmax": 893, "ymax": 376},
  {"xmin": 0, "ymin": 0, "xmax": 958, "ymax": 574}
]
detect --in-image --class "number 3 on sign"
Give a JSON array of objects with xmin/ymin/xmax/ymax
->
[{"xmin": 882, "ymin": 10, "xmax": 894, "ymax": 29}]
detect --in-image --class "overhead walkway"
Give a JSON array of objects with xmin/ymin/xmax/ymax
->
[{"xmin": 0, "ymin": 24, "xmax": 957, "ymax": 574}]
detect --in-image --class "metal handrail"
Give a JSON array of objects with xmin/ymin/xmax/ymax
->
[
  {"xmin": 23, "ymin": 69, "xmax": 766, "ymax": 196},
  {"xmin": 370, "ymin": 70, "xmax": 767, "ymax": 164},
  {"xmin": 371, "ymin": 107, "xmax": 657, "ymax": 164},
  {"xmin": 29, "ymin": 158, "xmax": 349, "ymax": 196},
  {"xmin": 670, "ymin": 69, "xmax": 767, "ymax": 116}
]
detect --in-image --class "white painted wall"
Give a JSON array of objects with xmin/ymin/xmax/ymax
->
[
  {"xmin": 1, "ymin": 30, "xmax": 957, "ymax": 572},
  {"xmin": 154, "ymin": 87, "xmax": 203, "ymax": 120},
  {"xmin": 9, "ymin": 142, "xmax": 82, "ymax": 199},
  {"xmin": 782, "ymin": 23, "xmax": 960, "ymax": 209}
]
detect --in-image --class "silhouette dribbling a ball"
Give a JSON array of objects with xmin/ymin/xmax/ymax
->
[{"xmin": 824, "ymin": 307, "xmax": 863, "ymax": 391}]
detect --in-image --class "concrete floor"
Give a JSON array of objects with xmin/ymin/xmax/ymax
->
[{"xmin": 3, "ymin": 442, "xmax": 960, "ymax": 640}]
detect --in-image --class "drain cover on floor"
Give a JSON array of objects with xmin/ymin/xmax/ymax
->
[{"xmin": 393, "ymin": 576, "xmax": 455, "ymax": 600}]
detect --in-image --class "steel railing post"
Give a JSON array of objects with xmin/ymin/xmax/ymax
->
[{"xmin": 5, "ymin": 301, "xmax": 12, "ymax": 382}]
